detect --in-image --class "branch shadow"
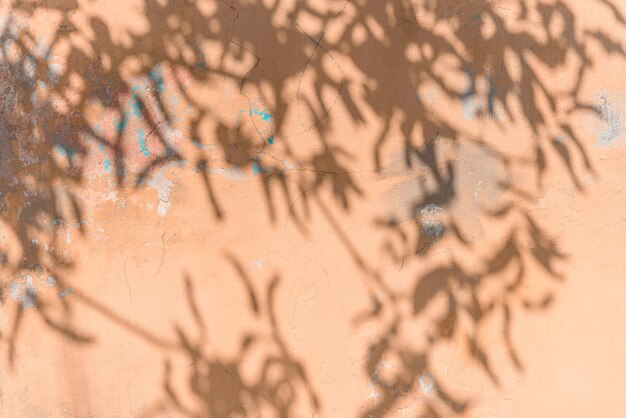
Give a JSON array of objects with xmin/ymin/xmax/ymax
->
[{"xmin": 0, "ymin": 0, "xmax": 624, "ymax": 415}]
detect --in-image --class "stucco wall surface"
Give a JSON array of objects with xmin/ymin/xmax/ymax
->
[{"xmin": 0, "ymin": 0, "xmax": 625, "ymax": 417}]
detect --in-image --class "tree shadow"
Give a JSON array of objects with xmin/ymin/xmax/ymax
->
[{"xmin": 0, "ymin": 0, "xmax": 624, "ymax": 415}]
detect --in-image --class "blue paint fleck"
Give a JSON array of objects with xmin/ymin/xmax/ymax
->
[
  {"xmin": 249, "ymin": 107, "xmax": 272, "ymax": 121},
  {"xmin": 137, "ymin": 129, "xmax": 150, "ymax": 155},
  {"xmin": 53, "ymin": 144, "xmax": 76, "ymax": 159},
  {"xmin": 131, "ymin": 93, "xmax": 142, "ymax": 117},
  {"xmin": 251, "ymin": 161, "xmax": 262, "ymax": 175},
  {"xmin": 103, "ymin": 158, "xmax": 111, "ymax": 172},
  {"xmin": 115, "ymin": 115, "xmax": 127, "ymax": 133}
]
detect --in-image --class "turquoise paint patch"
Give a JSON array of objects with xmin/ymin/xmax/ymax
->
[
  {"xmin": 251, "ymin": 162, "xmax": 262, "ymax": 175},
  {"xmin": 131, "ymin": 94, "xmax": 142, "ymax": 117},
  {"xmin": 53, "ymin": 144, "xmax": 75, "ymax": 159},
  {"xmin": 250, "ymin": 107, "xmax": 272, "ymax": 121},
  {"xmin": 137, "ymin": 129, "xmax": 150, "ymax": 155},
  {"xmin": 115, "ymin": 115, "xmax": 127, "ymax": 133},
  {"xmin": 267, "ymin": 136, "xmax": 274, "ymax": 144},
  {"xmin": 103, "ymin": 158, "xmax": 111, "ymax": 172}
]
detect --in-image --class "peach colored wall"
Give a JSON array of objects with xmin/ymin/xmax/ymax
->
[{"xmin": 0, "ymin": 0, "xmax": 625, "ymax": 417}]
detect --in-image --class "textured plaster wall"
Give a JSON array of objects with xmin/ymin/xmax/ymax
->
[{"xmin": 0, "ymin": 0, "xmax": 625, "ymax": 417}]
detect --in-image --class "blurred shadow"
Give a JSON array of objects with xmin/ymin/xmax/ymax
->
[
  {"xmin": 139, "ymin": 264, "xmax": 319, "ymax": 417},
  {"xmin": 0, "ymin": 0, "xmax": 624, "ymax": 415}
]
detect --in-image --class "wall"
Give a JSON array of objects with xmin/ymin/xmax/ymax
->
[{"xmin": 0, "ymin": 0, "xmax": 625, "ymax": 416}]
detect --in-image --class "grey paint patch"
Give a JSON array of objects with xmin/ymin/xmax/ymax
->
[
  {"xmin": 9, "ymin": 275, "xmax": 37, "ymax": 309},
  {"xmin": 418, "ymin": 372, "xmax": 435, "ymax": 395},
  {"xmin": 46, "ymin": 275, "xmax": 58, "ymax": 288},
  {"xmin": 147, "ymin": 169, "xmax": 174, "ymax": 217},
  {"xmin": 381, "ymin": 141, "xmax": 505, "ymax": 242},
  {"xmin": 206, "ymin": 166, "xmax": 247, "ymax": 180},
  {"xmin": 593, "ymin": 92, "xmax": 625, "ymax": 146},
  {"xmin": 420, "ymin": 204, "xmax": 445, "ymax": 239}
]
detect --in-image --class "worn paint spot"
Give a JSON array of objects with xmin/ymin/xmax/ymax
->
[
  {"xmin": 53, "ymin": 144, "xmax": 76, "ymax": 160},
  {"xmin": 130, "ymin": 89, "xmax": 142, "ymax": 117},
  {"xmin": 420, "ymin": 204, "xmax": 445, "ymax": 239},
  {"xmin": 9, "ymin": 275, "xmax": 37, "ymax": 309},
  {"xmin": 195, "ymin": 50, "xmax": 206, "ymax": 69},
  {"xmin": 105, "ymin": 191, "xmax": 118, "ymax": 202},
  {"xmin": 148, "ymin": 65, "xmax": 165, "ymax": 92},
  {"xmin": 147, "ymin": 169, "xmax": 174, "ymax": 217},
  {"xmin": 460, "ymin": 67, "xmax": 497, "ymax": 120},
  {"xmin": 249, "ymin": 258, "xmax": 266, "ymax": 269},
  {"xmin": 47, "ymin": 276, "xmax": 58, "ymax": 287},
  {"xmin": 206, "ymin": 166, "xmax": 246, "ymax": 180},
  {"xmin": 461, "ymin": 68, "xmax": 478, "ymax": 120},
  {"xmin": 418, "ymin": 372, "xmax": 434, "ymax": 395},
  {"xmin": 47, "ymin": 62, "xmax": 63, "ymax": 84},
  {"xmin": 594, "ymin": 92, "xmax": 625, "ymax": 146},
  {"xmin": 366, "ymin": 360, "xmax": 392, "ymax": 404},
  {"xmin": 251, "ymin": 161, "xmax": 263, "ymax": 175},
  {"xmin": 137, "ymin": 129, "xmax": 150, "ymax": 155},
  {"xmin": 115, "ymin": 115, "xmax": 128, "ymax": 133},
  {"xmin": 249, "ymin": 106, "xmax": 272, "ymax": 121}
]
